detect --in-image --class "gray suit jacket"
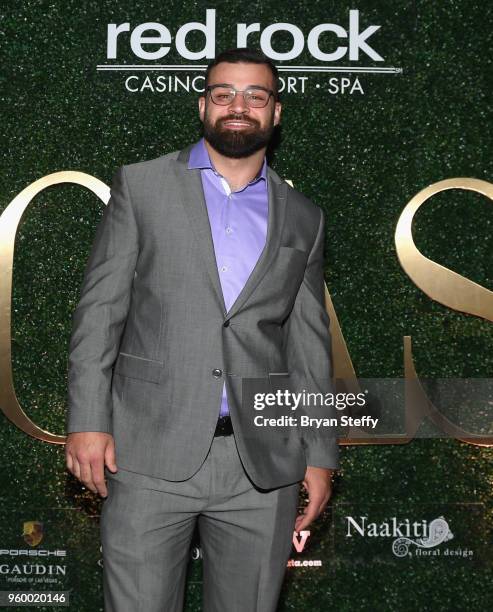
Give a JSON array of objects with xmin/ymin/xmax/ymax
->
[{"xmin": 66, "ymin": 145, "xmax": 340, "ymax": 489}]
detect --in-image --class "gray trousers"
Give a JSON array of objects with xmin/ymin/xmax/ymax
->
[{"xmin": 100, "ymin": 434, "xmax": 300, "ymax": 612}]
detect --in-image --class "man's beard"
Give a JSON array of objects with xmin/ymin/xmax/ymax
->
[{"xmin": 203, "ymin": 111, "xmax": 275, "ymax": 159}]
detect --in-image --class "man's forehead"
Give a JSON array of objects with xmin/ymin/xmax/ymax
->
[{"xmin": 208, "ymin": 61, "xmax": 274, "ymax": 88}]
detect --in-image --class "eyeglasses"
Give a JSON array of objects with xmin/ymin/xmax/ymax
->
[{"xmin": 206, "ymin": 85, "xmax": 274, "ymax": 108}]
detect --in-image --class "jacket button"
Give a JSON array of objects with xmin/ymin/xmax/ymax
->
[
  {"xmin": 223, "ymin": 320, "xmax": 230, "ymax": 327},
  {"xmin": 212, "ymin": 368, "xmax": 223, "ymax": 378}
]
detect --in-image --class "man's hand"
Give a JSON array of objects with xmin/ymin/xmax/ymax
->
[
  {"xmin": 295, "ymin": 466, "xmax": 334, "ymax": 532},
  {"xmin": 65, "ymin": 432, "xmax": 117, "ymax": 498}
]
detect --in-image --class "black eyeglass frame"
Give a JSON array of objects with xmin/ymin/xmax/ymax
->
[{"xmin": 205, "ymin": 84, "xmax": 275, "ymax": 108}]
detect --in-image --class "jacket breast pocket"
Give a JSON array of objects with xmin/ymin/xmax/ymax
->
[
  {"xmin": 113, "ymin": 351, "xmax": 164, "ymax": 384},
  {"xmin": 278, "ymin": 245, "xmax": 308, "ymax": 260},
  {"xmin": 277, "ymin": 246, "xmax": 308, "ymax": 277}
]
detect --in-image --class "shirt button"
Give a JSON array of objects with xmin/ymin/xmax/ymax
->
[
  {"xmin": 220, "ymin": 265, "xmax": 228, "ymax": 272},
  {"xmin": 225, "ymin": 227, "xmax": 233, "ymax": 234},
  {"xmin": 212, "ymin": 368, "xmax": 223, "ymax": 378}
]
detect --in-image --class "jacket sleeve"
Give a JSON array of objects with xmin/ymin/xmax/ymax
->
[
  {"xmin": 66, "ymin": 166, "xmax": 139, "ymax": 434},
  {"xmin": 282, "ymin": 207, "xmax": 340, "ymax": 469}
]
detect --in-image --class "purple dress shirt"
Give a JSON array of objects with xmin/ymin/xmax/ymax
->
[{"xmin": 188, "ymin": 138, "xmax": 268, "ymax": 417}]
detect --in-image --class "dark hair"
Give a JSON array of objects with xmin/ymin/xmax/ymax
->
[{"xmin": 204, "ymin": 48, "xmax": 279, "ymax": 101}]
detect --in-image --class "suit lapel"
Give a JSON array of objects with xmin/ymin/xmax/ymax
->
[
  {"xmin": 226, "ymin": 170, "xmax": 287, "ymax": 319},
  {"xmin": 171, "ymin": 146, "xmax": 287, "ymax": 319},
  {"xmin": 170, "ymin": 148, "xmax": 227, "ymax": 315}
]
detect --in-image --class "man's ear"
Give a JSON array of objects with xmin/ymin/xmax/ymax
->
[
  {"xmin": 198, "ymin": 96, "xmax": 205, "ymax": 122},
  {"xmin": 273, "ymin": 101, "xmax": 282, "ymax": 127}
]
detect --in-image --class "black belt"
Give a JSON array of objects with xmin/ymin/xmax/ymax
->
[{"xmin": 214, "ymin": 415, "xmax": 233, "ymax": 437}]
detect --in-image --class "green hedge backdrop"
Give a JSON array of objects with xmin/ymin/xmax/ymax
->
[{"xmin": 1, "ymin": 1, "xmax": 492, "ymax": 610}]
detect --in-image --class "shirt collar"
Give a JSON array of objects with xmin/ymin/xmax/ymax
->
[{"xmin": 188, "ymin": 138, "xmax": 267, "ymax": 184}]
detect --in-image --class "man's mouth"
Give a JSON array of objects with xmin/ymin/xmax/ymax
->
[{"xmin": 221, "ymin": 119, "xmax": 256, "ymax": 129}]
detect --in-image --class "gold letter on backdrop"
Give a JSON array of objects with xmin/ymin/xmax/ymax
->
[
  {"xmin": 395, "ymin": 178, "xmax": 493, "ymax": 320},
  {"xmin": 0, "ymin": 172, "xmax": 109, "ymax": 443},
  {"xmin": 395, "ymin": 178, "xmax": 493, "ymax": 447}
]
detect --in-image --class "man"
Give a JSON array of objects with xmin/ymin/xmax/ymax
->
[{"xmin": 65, "ymin": 48, "xmax": 339, "ymax": 612}]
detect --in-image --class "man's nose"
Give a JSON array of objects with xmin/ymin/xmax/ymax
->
[{"xmin": 228, "ymin": 91, "xmax": 249, "ymax": 114}]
